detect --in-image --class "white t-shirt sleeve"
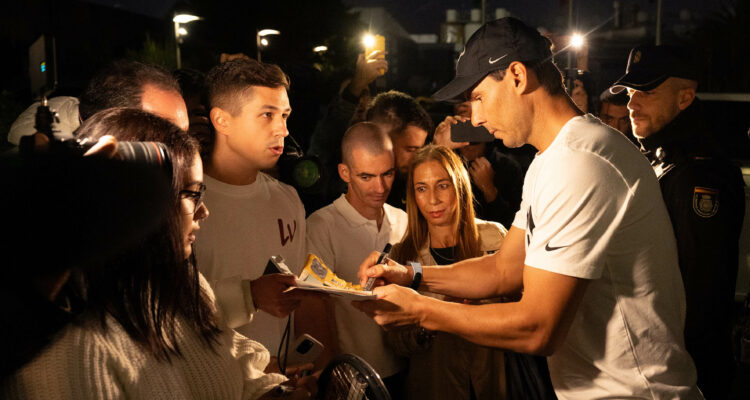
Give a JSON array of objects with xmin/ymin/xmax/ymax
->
[
  {"xmin": 524, "ymin": 149, "xmax": 631, "ymax": 279},
  {"xmin": 305, "ymin": 211, "xmax": 336, "ymax": 271}
]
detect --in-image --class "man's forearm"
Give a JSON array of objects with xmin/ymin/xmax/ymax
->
[
  {"xmin": 421, "ymin": 253, "xmax": 507, "ymax": 298},
  {"xmin": 417, "ymin": 295, "xmax": 546, "ymax": 354},
  {"xmin": 421, "ymin": 226, "xmax": 526, "ymax": 299},
  {"xmin": 417, "ymin": 265, "xmax": 587, "ymax": 356}
]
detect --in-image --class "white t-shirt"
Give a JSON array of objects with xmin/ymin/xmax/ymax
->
[
  {"xmin": 196, "ymin": 172, "xmax": 307, "ymax": 352},
  {"xmin": 512, "ymin": 115, "xmax": 701, "ymax": 399},
  {"xmin": 306, "ymin": 194, "xmax": 407, "ymax": 377}
]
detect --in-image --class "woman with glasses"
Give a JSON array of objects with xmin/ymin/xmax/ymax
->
[
  {"xmin": 386, "ymin": 145, "xmax": 509, "ymax": 399},
  {"xmin": 3, "ymin": 108, "xmax": 315, "ymax": 399}
]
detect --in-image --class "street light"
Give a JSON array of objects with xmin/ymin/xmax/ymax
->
[
  {"xmin": 570, "ymin": 33, "xmax": 585, "ymax": 49},
  {"xmin": 173, "ymin": 13, "xmax": 201, "ymax": 69},
  {"xmin": 313, "ymin": 45, "xmax": 328, "ymax": 53},
  {"xmin": 256, "ymin": 29, "xmax": 280, "ymax": 62}
]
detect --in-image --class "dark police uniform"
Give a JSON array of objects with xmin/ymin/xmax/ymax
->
[{"xmin": 638, "ymin": 99, "xmax": 745, "ymax": 399}]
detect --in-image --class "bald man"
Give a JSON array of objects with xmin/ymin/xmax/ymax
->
[{"xmin": 305, "ymin": 122, "xmax": 408, "ymax": 395}]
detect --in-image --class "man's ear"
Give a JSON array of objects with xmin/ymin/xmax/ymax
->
[
  {"xmin": 338, "ymin": 163, "xmax": 351, "ymax": 183},
  {"xmin": 508, "ymin": 61, "xmax": 528, "ymax": 93},
  {"xmin": 677, "ymin": 87, "xmax": 696, "ymax": 111},
  {"xmin": 209, "ymin": 107, "xmax": 231, "ymax": 136}
]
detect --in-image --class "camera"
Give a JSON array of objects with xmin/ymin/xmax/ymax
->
[
  {"xmin": 22, "ymin": 34, "xmax": 172, "ymax": 172},
  {"xmin": 17, "ymin": 101, "xmax": 172, "ymax": 177}
]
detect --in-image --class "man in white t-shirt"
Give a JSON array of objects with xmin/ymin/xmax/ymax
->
[
  {"xmin": 354, "ymin": 18, "xmax": 701, "ymax": 399},
  {"xmin": 306, "ymin": 122, "xmax": 407, "ymax": 393},
  {"xmin": 196, "ymin": 59, "xmax": 324, "ymax": 358}
]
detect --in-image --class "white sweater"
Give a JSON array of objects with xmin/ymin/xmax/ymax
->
[{"xmin": 2, "ymin": 276, "xmax": 286, "ymax": 399}]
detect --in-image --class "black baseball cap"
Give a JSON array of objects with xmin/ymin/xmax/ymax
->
[
  {"xmin": 433, "ymin": 17, "xmax": 552, "ymax": 102},
  {"xmin": 611, "ymin": 45, "xmax": 699, "ymax": 93}
]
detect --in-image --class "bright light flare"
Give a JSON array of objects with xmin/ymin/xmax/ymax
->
[
  {"xmin": 260, "ymin": 38, "xmax": 269, "ymax": 46},
  {"xmin": 173, "ymin": 14, "xmax": 201, "ymax": 24},
  {"xmin": 313, "ymin": 45, "xmax": 328, "ymax": 53},
  {"xmin": 570, "ymin": 33, "xmax": 585, "ymax": 49},
  {"xmin": 258, "ymin": 29, "xmax": 281, "ymax": 37},
  {"xmin": 362, "ymin": 33, "xmax": 376, "ymax": 48},
  {"xmin": 178, "ymin": 27, "xmax": 188, "ymax": 36}
]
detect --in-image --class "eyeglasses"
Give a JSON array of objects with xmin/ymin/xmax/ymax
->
[{"xmin": 179, "ymin": 183, "xmax": 206, "ymax": 215}]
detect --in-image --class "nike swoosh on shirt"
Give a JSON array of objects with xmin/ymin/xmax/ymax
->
[
  {"xmin": 488, "ymin": 54, "xmax": 507, "ymax": 64},
  {"xmin": 545, "ymin": 243, "xmax": 569, "ymax": 251}
]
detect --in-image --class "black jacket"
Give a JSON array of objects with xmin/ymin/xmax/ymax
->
[{"xmin": 638, "ymin": 99, "xmax": 745, "ymax": 398}]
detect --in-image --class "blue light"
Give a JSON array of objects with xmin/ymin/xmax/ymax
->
[{"xmin": 40, "ymin": 61, "xmax": 46, "ymax": 73}]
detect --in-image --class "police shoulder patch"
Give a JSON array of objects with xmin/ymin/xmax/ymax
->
[{"xmin": 692, "ymin": 186, "xmax": 719, "ymax": 218}]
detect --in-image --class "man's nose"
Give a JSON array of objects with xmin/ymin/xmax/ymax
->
[
  {"xmin": 374, "ymin": 176, "xmax": 386, "ymax": 193},
  {"xmin": 470, "ymin": 103, "xmax": 485, "ymax": 127},
  {"xmin": 274, "ymin": 118, "xmax": 289, "ymax": 137},
  {"xmin": 627, "ymin": 92, "xmax": 642, "ymax": 112}
]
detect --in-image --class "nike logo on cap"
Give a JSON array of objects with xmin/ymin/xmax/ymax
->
[
  {"xmin": 488, "ymin": 54, "xmax": 507, "ymax": 64},
  {"xmin": 545, "ymin": 243, "xmax": 568, "ymax": 251}
]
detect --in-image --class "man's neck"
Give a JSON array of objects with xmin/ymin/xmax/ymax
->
[
  {"xmin": 528, "ymin": 94, "xmax": 582, "ymax": 153},
  {"xmin": 345, "ymin": 192, "xmax": 385, "ymax": 229},
  {"xmin": 207, "ymin": 147, "xmax": 260, "ymax": 186}
]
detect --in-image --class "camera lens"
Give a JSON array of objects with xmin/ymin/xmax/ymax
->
[
  {"xmin": 116, "ymin": 141, "xmax": 173, "ymax": 181},
  {"xmin": 116, "ymin": 142, "xmax": 169, "ymax": 167}
]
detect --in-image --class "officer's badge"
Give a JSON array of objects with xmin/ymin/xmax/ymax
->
[
  {"xmin": 692, "ymin": 187, "xmax": 719, "ymax": 218},
  {"xmin": 633, "ymin": 50, "xmax": 642, "ymax": 64}
]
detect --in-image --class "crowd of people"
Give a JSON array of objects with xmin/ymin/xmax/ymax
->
[{"xmin": 1, "ymin": 16, "xmax": 745, "ymax": 400}]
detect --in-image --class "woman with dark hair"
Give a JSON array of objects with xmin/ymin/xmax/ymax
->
[
  {"xmin": 2, "ymin": 108, "xmax": 314, "ymax": 399},
  {"xmin": 387, "ymin": 145, "xmax": 508, "ymax": 399}
]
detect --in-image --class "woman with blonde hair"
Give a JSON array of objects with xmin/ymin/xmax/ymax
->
[{"xmin": 388, "ymin": 144, "xmax": 508, "ymax": 399}]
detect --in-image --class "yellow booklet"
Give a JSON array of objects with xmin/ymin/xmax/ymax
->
[{"xmin": 286, "ymin": 254, "xmax": 375, "ymax": 300}]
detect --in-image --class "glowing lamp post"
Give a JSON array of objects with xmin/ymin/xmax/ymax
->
[
  {"xmin": 256, "ymin": 29, "xmax": 280, "ymax": 62},
  {"xmin": 173, "ymin": 13, "xmax": 201, "ymax": 69}
]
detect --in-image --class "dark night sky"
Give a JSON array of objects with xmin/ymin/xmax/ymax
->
[
  {"xmin": 76, "ymin": 0, "xmax": 730, "ymax": 35},
  {"xmin": 343, "ymin": 0, "xmax": 728, "ymax": 34}
]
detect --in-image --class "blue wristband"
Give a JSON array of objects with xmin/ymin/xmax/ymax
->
[{"xmin": 409, "ymin": 261, "xmax": 422, "ymax": 290}]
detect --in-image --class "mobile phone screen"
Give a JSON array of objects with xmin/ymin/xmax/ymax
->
[{"xmin": 450, "ymin": 121, "xmax": 494, "ymax": 143}]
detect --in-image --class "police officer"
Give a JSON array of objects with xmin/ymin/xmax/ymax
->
[{"xmin": 612, "ymin": 45, "xmax": 745, "ymax": 399}]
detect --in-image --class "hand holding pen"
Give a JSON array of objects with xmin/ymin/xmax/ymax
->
[{"xmin": 364, "ymin": 243, "xmax": 391, "ymax": 291}]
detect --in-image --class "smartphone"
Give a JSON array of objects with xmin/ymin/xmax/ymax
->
[
  {"xmin": 450, "ymin": 121, "xmax": 494, "ymax": 143},
  {"xmin": 364, "ymin": 34, "xmax": 386, "ymax": 75},
  {"xmin": 365, "ymin": 34, "xmax": 385, "ymax": 59},
  {"xmin": 263, "ymin": 255, "xmax": 294, "ymax": 275},
  {"xmin": 286, "ymin": 334, "xmax": 324, "ymax": 365}
]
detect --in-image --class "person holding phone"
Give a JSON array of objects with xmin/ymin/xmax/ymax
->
[{"xmin": 433, "ymin": 107, "xmax": 523, "ymax": 227}]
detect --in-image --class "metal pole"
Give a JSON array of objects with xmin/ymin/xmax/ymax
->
[
  {"xmin": 256, "ymin": 31, "xmax": 261, "ymax": 62},
  {"xmin": 566, "ymin": 0, "xmax": 574, "ymax": 91},
  {"xmin": 655, "ymin": 0, "xmax": 663, "ymax": 45},
  {"xmin": 481, "ymin": 0, "xmax": 486, "ymax": 25},
  {"xmin": 174, "ymin": 21, "xmax": 182, "ymax": 69}
]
